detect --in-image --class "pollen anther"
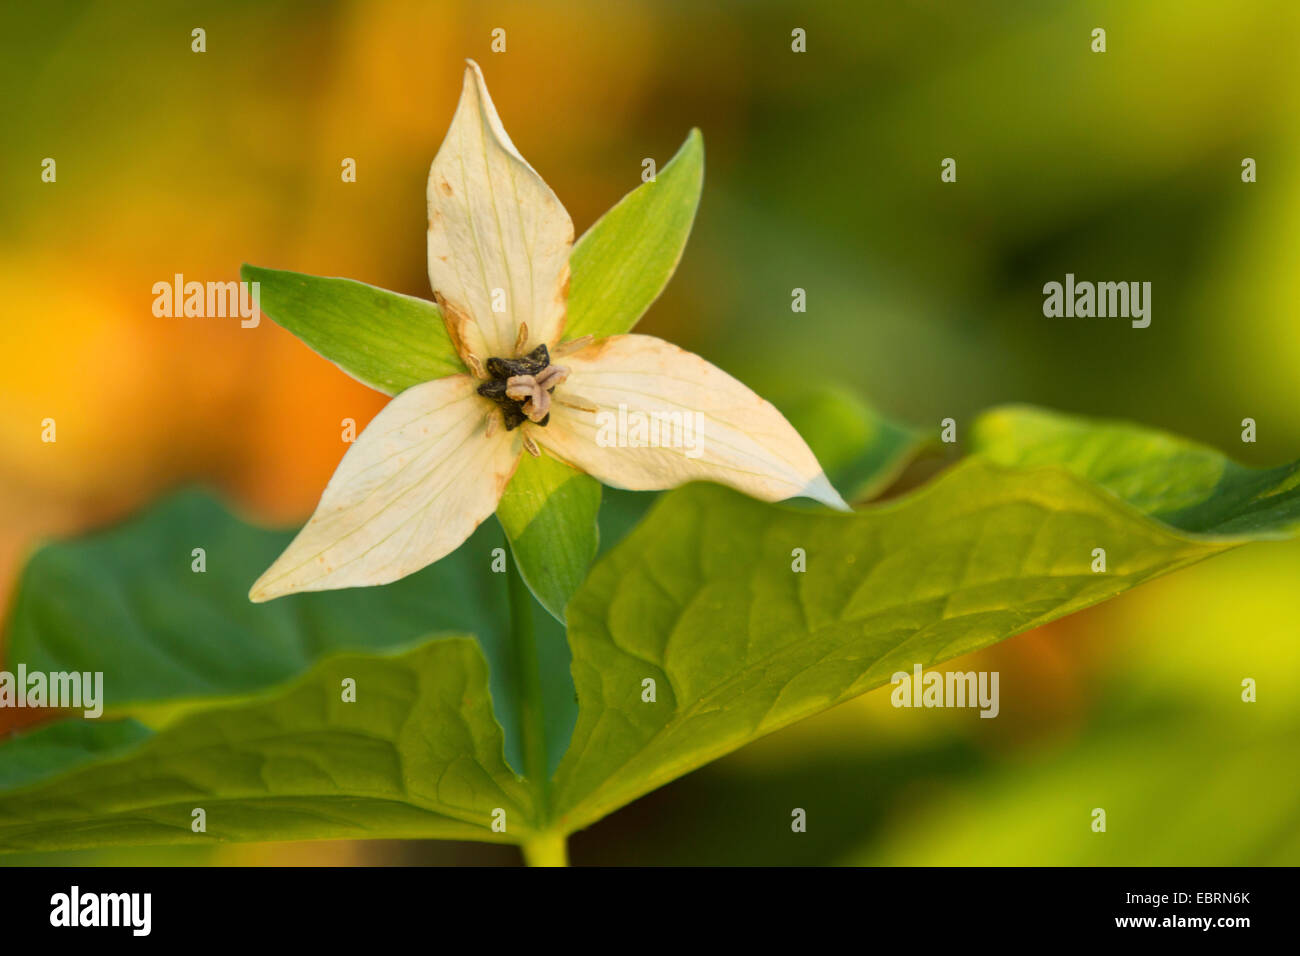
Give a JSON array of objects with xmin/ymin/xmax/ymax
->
[
  {"xmin": 553, "ymin": 335, "xmax": 593, "ymax": 358},
  {"xmin": 476, "ymin": 344, "xmax": 568, "ymax": 430}
]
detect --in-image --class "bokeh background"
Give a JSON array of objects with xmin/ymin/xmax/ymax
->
[{"xmin": 2, "ymin": 0, "xmax": 1298, "ymax": 864}]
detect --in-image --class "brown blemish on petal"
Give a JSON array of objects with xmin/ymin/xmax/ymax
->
[
  {"xmin": 566, "ymin": 335, "xmax": 631, "ymax": 364},
  {"xmin": 434, "ymin": 291, "xmax": 483, "ymax": 376},
  {"xmin": 439, "ymin": 179, "xmax": 454, "ymax": 196}
]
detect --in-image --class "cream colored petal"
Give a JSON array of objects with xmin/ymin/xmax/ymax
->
[
  {"xmin": 427, "ymin": 60, "xmax": 574, "ymax": 365},
  {"xmin": 534, "ymin": 334, "xmax": 848, "ymax": 509},
  {"xmin": 250, "ymin": 375, "xmax": 519, "ymax": 601}
]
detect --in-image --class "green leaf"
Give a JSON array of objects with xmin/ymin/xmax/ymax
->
[
  {"xmin": 779, "ymin": 386, "xmax": 933, "ymax": 502},
  {"xmin": 0, "ymin": 639, "xmax": 537, "ymax": 852},
  {"xmin": 564, "ymin": 129, "xmax": 705, "ymax": 341},
  {"xmin": 4, "ymin": 490, "xmax": 555, "ymax": 771},
  {"xmin": 549, "ymin": 418, "xmax": 1300, "ymax": 832},
  {"xmin": 972, "ymin": 404, "xmax": 1300, "ymax": 535},
  {"xmin": 596, "ymin": 489, "xmax": 661, "ymax": 558},
  {"xmin": 0, "ymin": 719, "xmax": 151, "ymax": 792},
  {"xmin": 496, "ymin": 451, "xmax": 601, "ymax": 623},
  {"xmin": 13, "ymin": 408, "xmax": 1298, "ymax": 853},
  {"xmin": 241, "ymin": 265, "xmax": 464, "ymax": 395}
]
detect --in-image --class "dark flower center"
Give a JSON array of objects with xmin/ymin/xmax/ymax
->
[{"xmin": 476, "ymin": 344, "xmax": 555, "ymax": 430}]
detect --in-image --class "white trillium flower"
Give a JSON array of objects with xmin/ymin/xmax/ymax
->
[{"xmin": 250, "ymin": 61, "xmax": 847, "ymax": 603}]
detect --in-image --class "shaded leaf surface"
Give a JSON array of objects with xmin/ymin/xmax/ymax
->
[
  {"xmin": 0, "ymin": 640, "xmax": 532, "ymax": 852},
  {"xmin": 8, "ymin": 492, "xmax": 503, "ymax": 703},
  {"xmin": 0, "ymin": 719, "xmax": 152, "ymax": 792},
  {"xmin": 3, "ymin": 491, "xmax": 560, "ymax": 773},
  {"xmin": 496, "ymin": 452, "xmax": 601, "ymax": 623}
]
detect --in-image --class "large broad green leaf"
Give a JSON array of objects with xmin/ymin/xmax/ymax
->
[
  {"xmin": 549, "ymin": 421, "xmax": 1300, "ymax": 833},
  {"xmin": 3, "ymin": 490, "xmax": 570, "ymax": 775},
  {"xmin": 575, "ymin": 537, "xmax": 1300, "ymax": 865},
  {"xmin": 7, "ymin": 408, "xmax": 1299, "ymax": 853},
  {"xmin": 7, "ymin": 490, "xmax": 505, "ymax": 709},
  {"xmin": 0, "ymin": 719, "xmax": 152, "ymax": 792},
  {"xmin": 973, "ymin": 404, "xmax": 1300, "ymax": 535},
  {"xmin": 496, "ymin": 451, "xmax": 601, "ymax": 623},
  {"xmin": 0, "ymin": 639, "xmax": 537, "ymax": 852},
  {"xmin": 241, "ymin": 265, "xmax": 464, "ymax": 395},
  {"xmin": 563, "ymin": 130, "xmax": 705, "ymax": 342}
]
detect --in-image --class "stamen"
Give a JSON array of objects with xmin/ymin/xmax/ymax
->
[
  {"xmin": 484, "ymin": 409, "xmax": 499, "ymax": 438},
  {"xmin": 556, "ymin": 396, "xmax": 599, "ymax": 413},
  {"xmin": 534, "ymin": 364, "xmax": 568, "ymax": 389},
  {"xmin": 521, "ymin": 432, "xmax": 541, "ymax": 457},
  {"xmin": 504, "ymin": 373, "xmax": 552, "ymax": 422},
  {"xmin": 465, "ymin": 352, "xmax": 486, "ymax": 379},
  {"xmin": 524, "ymin": 396, "xmax": 549, "ymax": 422},
  {"xmin": 476, "ymin": 344, "xmax": 563, "ymax": 431},
  {"xmin": 505, "ymin": 376, "xmax": 537, "ymax": 401},
  {"xmin": 514, "ymin": 322, "xmax": 529, "ymax": 355},
  {"xmin": 552, "ymin": 335, "xmax": 593, "ymax": 358}
]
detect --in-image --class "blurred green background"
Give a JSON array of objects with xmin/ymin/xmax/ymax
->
[{"xmin": 2, "ymin": 0, "xmax": 1297, "ymax": 864}]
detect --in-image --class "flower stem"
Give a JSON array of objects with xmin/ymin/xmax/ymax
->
[
  {"xmin": 506, "ymin": 561, "xmax": 567, "ymax": 865},
  {"xmin": 505, "ymin": 555, "xmax": 550, "ymax": 819},
  {"xmin": 521, "ymin": 832, "xmax": 569, "ymax": 867}
]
